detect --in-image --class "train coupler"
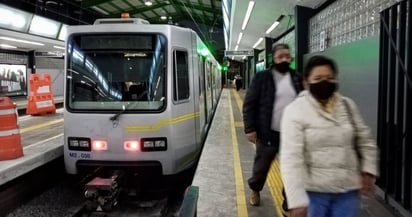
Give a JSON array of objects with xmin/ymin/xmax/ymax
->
[{"xmin": 84, "ymin": 172, "xmax": 123, "ymax": 212}]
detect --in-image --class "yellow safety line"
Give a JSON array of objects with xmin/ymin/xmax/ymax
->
[
  {"xmin": 229, "ymin": 90, "xmax": 249, "ymax": 217},
  {"xmin": 234, "ymin": 121, "xmax": 244, "ymax": 128},
  {"xmin": 20, "ymin": 119, "xmax": 64, "ymax": 134},
  {"xmin": 125, "ymin": 112, "xmax": 200, "ymax": 132},
  {"xmin": 232, "ymin": 89, "xmax": 285, "ymax": 217}
]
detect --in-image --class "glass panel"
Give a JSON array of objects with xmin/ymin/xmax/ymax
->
[
  {"xmin": 66, "ymin": 34, "xmax": 167, "ymax": 111},
  {"xmin": 173, "ymin": 50, "xmax": 189, "ymax": 101}
]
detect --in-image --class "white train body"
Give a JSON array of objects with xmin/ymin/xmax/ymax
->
[{"xmin": 63, "ymin": 18, "xmax": 221, "ymax": 176}]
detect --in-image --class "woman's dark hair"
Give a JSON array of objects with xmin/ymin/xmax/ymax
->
[{"xmin": 303, "ymin": 55, "xmax": 338, "ymax": 80}]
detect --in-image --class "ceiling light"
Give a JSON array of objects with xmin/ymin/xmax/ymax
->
[
  {"xmin": 235, "ymin": 45, "xmax": 238, "ymax": 51},
  {"xmin": 241, "ymin": 1, "xmax": 255, "ymax": 30},
  {"xmin": 265, "ymin": 15, "xmax": 284, "ymax": 35},
  {"xmin": 160, "ymin": 16, "xmax": 167, "ymax": 20},
  {"xmin": 58, "ymin": 24, "xmax": 67, "ymax": 41},
  {"xmin": 0, "ymin": 36, "xmax": 44, "ymax": 46},
  {"xmin": 253, "ymin": 37, "xmax": 263, "ymax": 48},
  {"xmin": 265, "ymin": 21, "xmax": 280, "ymax": 34},
  {"xmin": 237, "ymin": 32, "xmax": 243, "ymax": 45},
  {"xmin": 54, "ymin": 45, "xmax": 65, "ymax": 50},
  {"xmin": 0, "ymin": 44, "xmax": 17, "ymax": 49},
  {"xmin": 29, "ymin": 15, "xmax": 60, "ymax": 38},
  {"xmin": 145, "ymin": 1, "xmax": 153, "ymax": 6}
]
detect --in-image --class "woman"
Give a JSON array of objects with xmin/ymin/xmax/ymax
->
[{"xmin": 280, "ymin": 55, "xmax": 378, "ymax": 217}]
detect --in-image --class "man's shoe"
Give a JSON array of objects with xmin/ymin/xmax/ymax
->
[{"xmin": 249, "ymin": 191, "xmax": 260, "ymax": 206}]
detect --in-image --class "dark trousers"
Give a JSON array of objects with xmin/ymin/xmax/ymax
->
[{"xmin": 248, "ymin": 131, "xmax": 288, "ymax": 210}]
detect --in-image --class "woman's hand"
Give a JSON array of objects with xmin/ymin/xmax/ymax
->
[
  {"xmin": 290, "ymin": 207, "xmax": 308, "ymax": 217},
  {"xmin": 361, "ymin": 172, "xmax": 376, "ymax": 196}
]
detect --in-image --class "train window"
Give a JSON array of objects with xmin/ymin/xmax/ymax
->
[
  {"xmin": 66, "ymin": 34, "xmax": 167, "ymax": 112},
  {"xmin": 173, "ymin": 50, "xmax": 189, "ymax": 101}
]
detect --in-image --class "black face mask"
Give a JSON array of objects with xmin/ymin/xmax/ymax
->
[
  {"xmin": 309, "ymin": 80, "xmax": 338, "ymax": 100},
  {"xmin": 273, "ymin": 61, "xmax": 290, "ymax": 73}
]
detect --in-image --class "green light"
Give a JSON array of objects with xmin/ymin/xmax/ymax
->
[
  {"xmin": 222, "ymin": 66, "xmax": 228, "ymax": 71},
  {"xmin": 200, "ymin": 48, "xmax": 210, "ymax": 57},
  {"xmin": 289, "ymin": 61, "xmax": 296, "ymax": 70}
]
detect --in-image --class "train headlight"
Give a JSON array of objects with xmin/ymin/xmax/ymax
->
[
  {"xmin": 92, "ymin": 140, "xmax": 108, "ymax": 151},
  {"xmin": 68, "ymin": 137, "xmax": 91, "ymax": 151},
  {"xmin": 124, "ymin": 141, "xmax": 140, "ymax": 151},
  {"xmin": 141, "ymin": 137, "xmax": 167, "ymax": 151}
]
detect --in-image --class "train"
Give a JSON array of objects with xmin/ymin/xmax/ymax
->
[{"xmin": 63, "ymin": 17, "xmax": 222, "ymax": 183}]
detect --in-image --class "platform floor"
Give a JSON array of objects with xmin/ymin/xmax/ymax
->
[
  {"xmin": 192, "ymin": 88, "xmax": 400, "ymax": 217},
  {"xmin": 0, "ymin": 89, "xmax": 403, "ymax": 217}
]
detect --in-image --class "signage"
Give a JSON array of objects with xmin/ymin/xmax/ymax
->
[
  {"xmin": 225, "ymin": 50, "xmax": 254, "ymax": 56},
  {"xmin": 35, "ymin": 51, "xmax": 64, "ymax": 58}
]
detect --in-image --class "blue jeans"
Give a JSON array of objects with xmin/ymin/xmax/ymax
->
[{"xmin": 307, "ymin": 190, "xmax": 360, "ymax": 217}]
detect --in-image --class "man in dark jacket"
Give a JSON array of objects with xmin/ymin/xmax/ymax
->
[{"xmin": 243, "ymin": 43, "xmax": 303, "ymax": 208}]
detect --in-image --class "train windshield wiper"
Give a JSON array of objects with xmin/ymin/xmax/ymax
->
[{"xmin": 110, "ymin": 104, "xmax": 126, "ymax": 122}]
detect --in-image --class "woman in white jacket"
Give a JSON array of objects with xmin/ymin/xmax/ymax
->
[{"xmin": 280, "ymin": 55, "xmax": 378, "ymax": 217}]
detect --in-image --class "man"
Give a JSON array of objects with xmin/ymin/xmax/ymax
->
[
  {"xmin": 234, "ymin": 73, "xmax": 243, "ymax": 91},
  {"xmin": 243, "ymin": 43, "xmax": 303, "ymax": 208}
]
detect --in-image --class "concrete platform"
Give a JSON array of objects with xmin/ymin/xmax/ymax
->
[
  {"xmin": 192, "ymin": 88, "xmax": 401, "ymax": 217},
  {"xmin": 0, "ymin": 134, "xmax": 63, "ymax": 186},
  {"xmin": 0, "ymin": 108, "xmax": 64, "ymax": 186}
]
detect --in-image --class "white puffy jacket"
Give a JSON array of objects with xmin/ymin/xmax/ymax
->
[{"xmin": 280, "ymin": 90, "xmax": 378, "ymax": 209}]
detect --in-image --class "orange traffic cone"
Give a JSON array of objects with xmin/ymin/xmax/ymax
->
[{"xmin": 0, "ymin": 97, "xmax": 23, "ymax": 160}]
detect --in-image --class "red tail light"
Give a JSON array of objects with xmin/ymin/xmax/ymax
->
[
  {"xmin": 92, "ymin": 140, "xmax": 108, "ymax": 151},
  {"xmin": 124, "ymin": 141, "xmax": 140, "ymax": 151}
]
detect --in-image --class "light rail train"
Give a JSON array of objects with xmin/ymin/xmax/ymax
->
[{"xmin": 63, "ymin": 17, "xmax": 222, "ymax": 182}]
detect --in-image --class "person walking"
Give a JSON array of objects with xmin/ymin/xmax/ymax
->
[
  {"xmin": 280, "ymin": 55, "xmax": 379, "ymax": 217},
  {"xmin": 243, "ymin": 43, "xmax": 303, "ymax": 209}
]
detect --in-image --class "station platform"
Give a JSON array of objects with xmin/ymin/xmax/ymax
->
[
  {"xmin": 0, "ymin": 95, "xmax": 64, "ymax": 186},
  {"xmin": 192, "ymin": 88, "xmax": 400, "ymax": 217},
  {"xmin": 0, "ymin": 89, "xmax": 402, "ymax": 217}
]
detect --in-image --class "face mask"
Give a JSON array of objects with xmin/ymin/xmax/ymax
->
[
  {"xmin": 309, "ymin": 80, "xmax": 338, "ymax": 100},
  {"xmin": 273, "ymin": 61, "xmax": 290, "ymax": 73}
]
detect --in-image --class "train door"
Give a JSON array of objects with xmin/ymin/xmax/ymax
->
[
  {"xmin": 198, "ymin": 56, "xmax": 207, "ymax": 136},
  {"xmin": 171, "ymin": 46, "xmax": 197, "ymax": 169},
  {"xmin": 204, "ymin": 60, "xmax": 213, "ymax": 122}
]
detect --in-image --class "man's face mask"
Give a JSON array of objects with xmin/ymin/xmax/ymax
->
[{"xmin": 273, "ymin": 62, "xmax": 290, "ymax": 73}]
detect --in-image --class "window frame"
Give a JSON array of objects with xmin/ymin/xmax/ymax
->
[{"xmin": 172, "ymin": 48, "xmax": 190, "ymax": 103}]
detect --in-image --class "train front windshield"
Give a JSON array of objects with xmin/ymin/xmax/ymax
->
[{"xmin": 66, "ymin": 34, "xmax": 167, "ymax": 112}]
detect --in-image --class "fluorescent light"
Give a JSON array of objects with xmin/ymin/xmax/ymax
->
[
  {"xmin": 160, "ymin": 16, "xmax": 167, "ymax": 20},
  {"xmin": 241, "ymin": 1, "xmax": 255, "ymax": 30},
  {"xmin": 0, "ymin": 5, "xmax": 31, "ymax": 32},
  {"xmin": 266, "ymin": 21, "xmax": 280, "ymax": 34},
  {"xmin": 235, "ymin": 45, "xmax": 238, "ymax": 51},
  {"xmin": 54, "ymin": 45, "xmax": 65, "ymax": 50},
  {"xmin": 0, "ymin": 36, "xmax": 44, "ymax": 46},
  {"xmin": 0, "ymin": 44, "xmax": 17, "ymax": 49},
  {"xmin": 145, "ymin": 1, "xmax": 153, "ymax": 6},
  {"xmin": 253, "ymin": 37, "xmax": 263, "ymax": 48},
  {"xmin": 29, "ymin": 15, "xmax": 60, "ymax": 38},
  {"xmin": 58, "ymin": 24, "xmax": 67, "ymax": 41},
  {"xmin": 237, "ymin": 32, "xmax": 243, "ymax": 45}
]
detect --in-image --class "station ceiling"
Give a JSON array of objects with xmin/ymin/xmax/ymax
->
[{"xmin": 0, "ymin": 0, "xmax": 330, "ymax": 62}]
